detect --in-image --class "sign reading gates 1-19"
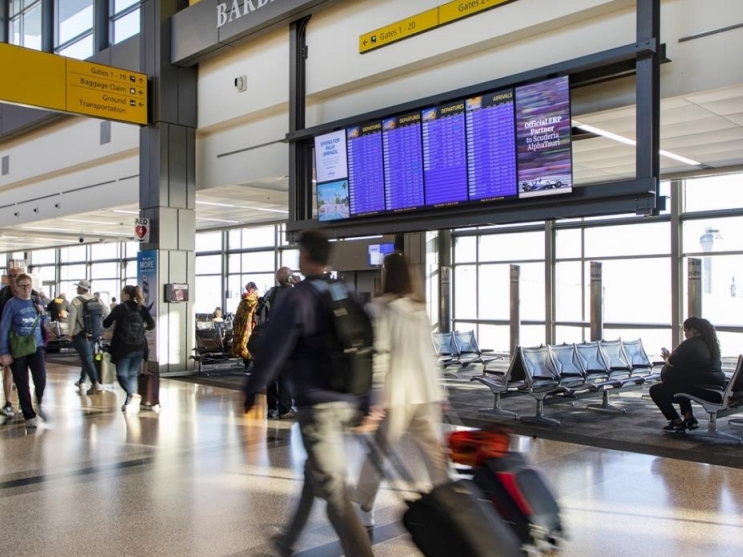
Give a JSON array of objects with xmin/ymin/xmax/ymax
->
[
  {"xmin": 0, "ymin": 42, "xmax": 148, "ymax": 126},
  {"xmin": 66, "ymin": 59, "xmax": 147, "ymax": 124}
]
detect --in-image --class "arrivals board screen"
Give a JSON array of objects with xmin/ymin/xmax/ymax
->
[{"xmin": 313, "ymin": 75, "xmax": 572, "ymax": 222}]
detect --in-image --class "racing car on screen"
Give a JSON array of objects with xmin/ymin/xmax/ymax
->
[{"xmin": 521, "ymin": 178, "xmax": 565, "ymax": 192}]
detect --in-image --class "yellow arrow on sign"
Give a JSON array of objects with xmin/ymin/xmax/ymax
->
[
  {"xmin": 359, "ymin": 8, "xmax": 439, "ymax": 53},
  {"xmin": 0, "ymin": 43, "xmax": 148, "ymax": 126}
]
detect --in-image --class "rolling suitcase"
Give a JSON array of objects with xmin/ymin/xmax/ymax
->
[
  {"xmin": 94, "ymin": 351, "xmax": 116, "ymax": 385},
  {"xmin": 138, "ymin": 372, "xmax": 160, "ymax": 409},
  {"xmin": 472, "ymin": 452, "xmax": 564, "ymax": 554},
  {"xmin": 360, "ymin": 435, "xmax": 522, "ymax": 557}
]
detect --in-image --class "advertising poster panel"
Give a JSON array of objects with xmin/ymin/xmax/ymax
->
[{"xmin": 137, "ymin": 250, "xmax": 158, "ymax": 362}]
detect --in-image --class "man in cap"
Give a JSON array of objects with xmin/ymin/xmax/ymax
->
[{"xmin": 68, "ymin": 280, "xmax": 104, "ymax": 395}]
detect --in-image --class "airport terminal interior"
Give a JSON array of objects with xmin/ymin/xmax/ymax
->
[{"xmin": 2, "ymin": 0, "xmax": 743, "ymax": 555}]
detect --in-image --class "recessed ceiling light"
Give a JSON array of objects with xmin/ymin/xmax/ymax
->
[
  {"xmin": 196, "ymin": 201, "xmax": 236, "ymax": 208},
  {"xmin": 572, "ymin": 120, "xmax": 702, "ymax": 166},
  {"xmin": 196, "ymin": 217, "xmax": 241, "ymax": 224}
]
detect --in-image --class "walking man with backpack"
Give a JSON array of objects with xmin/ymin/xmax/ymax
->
[
  {"xmin": 244, "ymin": 231, "xmax": 374, "ymax": 557},
  {"xmin": 68, "ymin": 280, "xmax": 105, "ymax": 395},
  {"xmin": 251, "ymin": 266, "xmax": 297, "ymax": 419}
]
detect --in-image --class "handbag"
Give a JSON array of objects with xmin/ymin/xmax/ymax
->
[{"xmin": 9, "ymin": 314, "xmax": 40, "ymax": 359}]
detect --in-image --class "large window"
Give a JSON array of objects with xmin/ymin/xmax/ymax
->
[
  {"xmin": 9, "ymin": 0, "xmax": 42, "ymax": 50},
  {"xmin": 110, "ymin": 0, "xmax": 139, "ymax": 44},
  {"xmin": 56, "ymin": 0, "xmax": 94, "ymax": 59}
]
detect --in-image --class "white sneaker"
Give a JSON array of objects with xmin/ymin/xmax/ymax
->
[
  {"xmin": 355, "ymin": 503, "xmax": 375, "ymax": 527},
  {"xmin": 37, "ymin": 406, "xmax": 50, "ymax": 422},
  {"xmin": 2, "ymin": 403, "xmax": 13, "ymax": 417},
  {"xmin": 25, "ymin": 418, "xmax": 38, "ymax": 428}
]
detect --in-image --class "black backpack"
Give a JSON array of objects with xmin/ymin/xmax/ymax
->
[
  {"xmin": 309, "ymin": 279, "xmax": 375, "ymax": 397},
  {"xmin": 247, "ymin": 287, "xmax": 278, "ymax": 356},
  {"xmin": 119, "ymin": 305, "xmax": 146, "ymax": 346},
  {"xmin": 78, "ymin": 297, "xmax": 104, "ymax": 339}
]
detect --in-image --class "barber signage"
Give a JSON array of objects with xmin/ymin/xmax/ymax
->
[{"xmin": 217, "ymin": 0, "xmax": 280, "ymax": 28}]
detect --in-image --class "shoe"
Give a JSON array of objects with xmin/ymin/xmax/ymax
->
[
  {"xmin": 121, "ymin": 394, "xmax": 132, "ymax": 412},
  {"xmin": 2, "ymin": 403, "xmax": 13, "ymax": 417},
  {"xmin": 355, "ymin": 502, "xmax": 375, "ymax": 527},
  {"xmin": 74, "ymin": 379, "xmax": 86, "ymax": 389},
  {"xmin": 685, "ymin": 417, "xmax": 699, "ymax": 430},
  {"xmin": 663, "ymin": 420, "xmax": 686, "ymax": 432},
  {"xmin": 25, "ymin": 418, "xmax": 38, "ymax": 428},
  {"xmin": 279, "ymin": 410, "xmax": 296, "ymax": 420},
  {"xmin": 37, "ymin": 406, "xmax": 49, "ymax": 422},
  {"xmin": 268, "ymin": 527, "xmax": 291, "ymax": 557},
  {"xmin": 86, "ymin": 383, "xmax": 103, "ymax": 395}
]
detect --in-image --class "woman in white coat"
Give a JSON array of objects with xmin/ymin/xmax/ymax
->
[{"xmin": 353, "ymin": 253, "xmax": 449, "ymax": 527}]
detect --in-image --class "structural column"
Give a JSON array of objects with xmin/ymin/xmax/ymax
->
[{"xmin": 138, "ymin": 0, "xmax": 197, "ymax": 373}]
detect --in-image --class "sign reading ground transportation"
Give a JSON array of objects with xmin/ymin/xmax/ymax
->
[
  {"xmin": 0, "ymin": 43, "xmax": 148, "ymax": 125},
  {"xmin": 360, "ymin": 0, "xmax": 515, "ymax": 53}
]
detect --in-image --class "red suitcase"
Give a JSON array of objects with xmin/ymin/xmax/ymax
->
[{"xmin": 138, "ymin": 373, "xmax": 160, "ymax": 409}]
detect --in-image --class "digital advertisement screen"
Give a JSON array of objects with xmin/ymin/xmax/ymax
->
[
  {"xmin": 382, "ymin": 113, "xmax": 425, "ymax": 212},
  {"xmin": 317, "ymin": 180, "xmax": 350, "ymax": 222},
  {"xmin": 368, "ymin": 242, "xmax": 396, "ymax": 266},
  {"xmin": 314, "ymin": 130, "xmax": 348, "ymax": 184},
  {"xmin": 421, "ymin": 101, "xmax": 469, "ymax": 207},
  {"xmin": 465, "ymin": 90, "xmax": 518, "ymax": 201},
  {"xmin": 514, "ymin": 76, "xmax": 573, "ymax": 198},
  {"xmin": 347, "ymin": 123, "xmax": 386, "ymax": 216}
]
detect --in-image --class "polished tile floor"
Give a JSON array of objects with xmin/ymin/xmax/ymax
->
[{"xmin": 1, "ymin": 362, "xmax": 742, "ymax": 557}]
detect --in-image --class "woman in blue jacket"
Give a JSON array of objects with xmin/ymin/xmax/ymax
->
[{"xmin": 0, "ymin": 273, "xmax": 49, "ymax": 428}]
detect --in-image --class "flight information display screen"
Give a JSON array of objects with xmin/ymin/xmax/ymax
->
[
  {"xmin": 465, "ymin": 90, "xmax": 518, "ymax": 201},
  {"xmin": 382, "ymin": 113, "xmax": 425, "ymax": 212},
  {"xmin": 347, "ymin": 123, "xmax": 385, "ymax": 216},
  {"xmin": 421, "ymin": 101, "xmax": 469, "ymax": 207},
  {"xmin": 313, "ymin": 76, "xmax": 572, "ymax": 222}
]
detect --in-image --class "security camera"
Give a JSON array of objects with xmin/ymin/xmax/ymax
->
[
  {"xmin": 79, "ymin": 237, "xmax": 84, "ymax": 243},
  {"xmin": 13, "ymin": 212, "xmax": 19, "ymax": 217},
  {"xmin": 98, "ymin": 238, "xmax": 105, "ymax": 243}
]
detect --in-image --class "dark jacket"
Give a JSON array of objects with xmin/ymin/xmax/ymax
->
[
  {"xmin": 102, "ymin": 300, "xmax": 155, "ymax": 363},
  {"xmin": 244, "ymin": 275, "xmax": 357, "ymax": 408},
  {"xmin": 664, "ymin": 335, "xmax": 725, "ymax": 386}
]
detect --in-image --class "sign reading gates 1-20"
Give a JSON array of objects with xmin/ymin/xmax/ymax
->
[{"xmin": 0, "ymin": 42, "xmax": 148, "ymax": 126}]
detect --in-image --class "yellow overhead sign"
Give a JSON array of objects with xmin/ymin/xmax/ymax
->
[
  {"xmin": 0, "ymin": 42, "xmax": 148, "ymax": 125},
  {"xmin": 439, "ymin": 0, "xmax": 512, "ymax": 25},
  {"xmin": 360, "ymin": 0, "xmax": 516, "ymax": 53},
  {"xmin": 359, "ymin": 9, "xmax": 438, "ymax": 53}
]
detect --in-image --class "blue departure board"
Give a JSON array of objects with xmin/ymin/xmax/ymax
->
[
  {"xmin": 347, "ymin": 123, "xmax": 386, "ymax": 216},
  {"xmin": 421, "ymin": 102, "xmax": 469, "ymax": 206},
  {"xmin": 465, "ymin": 91, "xmax": 518, "ymax": 201},
  {"xmin": 382, "ymin": 113, "xmax": 425, "ymax": 212}
]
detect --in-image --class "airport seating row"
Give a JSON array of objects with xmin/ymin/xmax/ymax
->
[
  {"xmin": 471, "ymin": 339, "xmax": 663, "ymax": 426},
  {"xmin": 431, "ymin": 331, "xmax": 507, "ymax": 374}
]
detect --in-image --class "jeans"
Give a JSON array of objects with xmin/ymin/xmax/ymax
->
[
  {"xmin": 282, "ymin": 402, "xmax": 373, "ymax": 557},
  {"xmin": 72, "ymin": 333, "xmax": 98, "ymax": 384},
  {"xmin": 116, "ymin": 351, "xmax": 144, "ymax": 396},
  {"xmin": 10, "ymin": 346, "xmax": 47, "ymax": 420}
]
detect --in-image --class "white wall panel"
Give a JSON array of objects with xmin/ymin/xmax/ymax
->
[
  {"xmin": 197, "ymin": 110, "xmax": 288, "ymax": 190},
  {"xmin": 0, "ymin": 118, "xmax": 138, "ymax": 190},
  {"xmin": 197, "ymin": 30, "xmax": 289, "ymax": 131}
]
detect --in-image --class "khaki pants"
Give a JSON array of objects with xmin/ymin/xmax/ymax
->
[{"xmin": 355, "ymin": 402, "xmax": 450, "ymax": 510}]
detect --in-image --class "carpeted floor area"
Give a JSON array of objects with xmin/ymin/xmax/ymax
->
[{"xmin": 173, "ymin": 360, "xmax": 743, "ymax": 469}]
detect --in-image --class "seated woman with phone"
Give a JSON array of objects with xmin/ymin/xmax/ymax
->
[{"xmin": 649, "ymin": 317, "xmax": 726, "ymax": 432}]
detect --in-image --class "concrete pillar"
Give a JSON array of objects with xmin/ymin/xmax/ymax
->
[{"xmin": 138, "ymin": 0, "xmax": 197, "ymax": 374}]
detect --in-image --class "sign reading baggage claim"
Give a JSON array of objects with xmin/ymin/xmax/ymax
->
[
  {"xmin": 0, "ymin": 43, "xmax": 148, "ymax": 126},
  {"xmin": 360, "ymin": 0, "xmax": 515, "ymax": 53}
]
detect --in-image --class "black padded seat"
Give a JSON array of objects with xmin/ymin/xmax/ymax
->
[{"xmin": 674, "ymin": 355, "xmax": 743, "ymax": 443}]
